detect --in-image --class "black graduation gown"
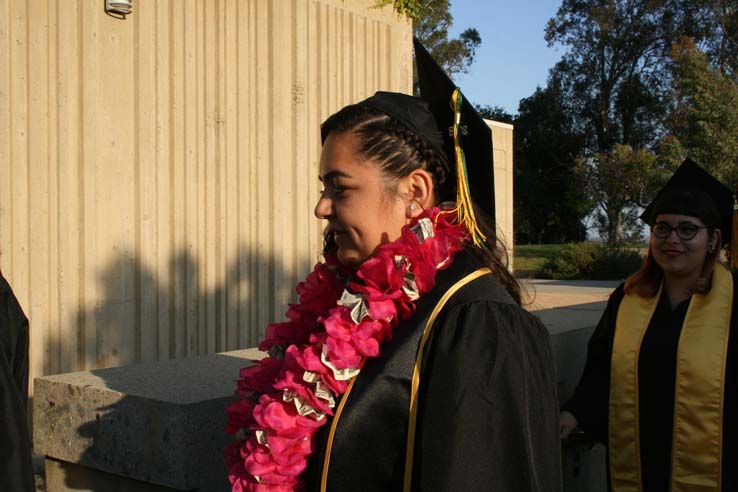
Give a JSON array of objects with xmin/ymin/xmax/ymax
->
[
  {"xmin": 0, "ymin": 271, "xmax": 35, "ymax": 491},
  {"xmin": 564, "ymin": 270, "xmax": 738, "ymax": 491},
  {"xmin": 306, "ymin": 251, "xmax": 562, "ymax": 492}
]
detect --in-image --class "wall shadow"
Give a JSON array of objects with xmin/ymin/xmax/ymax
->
[
  {"xmin": 39, "ymin": 245, "xmax": 313, "ymax": 490},
  {"xmin": 45, "ymin": 244, "xmax": 313, "ymax": 373}
]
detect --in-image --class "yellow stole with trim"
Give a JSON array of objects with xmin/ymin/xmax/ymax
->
[{"xmin": 609, "ymin": 264, "xmax": 733, "ymax": 492}]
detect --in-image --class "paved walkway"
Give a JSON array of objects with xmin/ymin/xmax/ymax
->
[
  {"xmin": 521, "ymin": 279, "xmax": 620, "ymax": 335},
  {"xmin": 521, "ymin": 279, "xmax": 616, "ymax": 492}
]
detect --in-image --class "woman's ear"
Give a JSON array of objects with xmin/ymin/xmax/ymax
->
[
  {"xmin": 710, "ymin": 229, "xmax": 722, "ymax": 254},
  {"xmin": 399, "ymin": 169, "xmax": 435, "ymax": 217}
]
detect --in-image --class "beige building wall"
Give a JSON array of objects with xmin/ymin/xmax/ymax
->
[{"xmin": 0, "ymin": 0, "xmax": 413, "ymax": 382}]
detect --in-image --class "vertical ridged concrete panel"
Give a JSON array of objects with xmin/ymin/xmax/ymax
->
[
  {"xmin": 488, "ymin": 120, "xmax": 515, "ymax": 271},
  {"xmin": 0, "ymin": 0, "xmax": 412, "ymax": 382}
]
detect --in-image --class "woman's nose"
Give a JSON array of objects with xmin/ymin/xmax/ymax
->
[
  {"xmin": 314, "ymin": 194, "xmax": 333, "ymax": 219},
  {"xmin": 664, "ymin": 229, "xmax": 681, "ymax": 242}
]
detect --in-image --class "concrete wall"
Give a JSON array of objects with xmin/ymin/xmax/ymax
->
[
  {"xmin": 488, "ymin": 120, "xmax": 514, "ymax": 269},
  {"xmin": 0, "ymin": 0, "xmax": 413, "ymax": 381}
]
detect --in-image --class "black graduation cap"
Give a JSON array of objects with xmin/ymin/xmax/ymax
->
[
  {"xmin": 641, "ymin": 158, "xmax": 736, "ymax": 259},
  {"xmin": 413, "ymin": 38, "xmax": 496, "ymax": 231},
  {"xmin": 641, "ymin": 158, "xmax": 732, "ymax": 230}
]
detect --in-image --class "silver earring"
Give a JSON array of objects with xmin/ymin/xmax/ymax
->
[
  {"xmin": 708, "ymin": 244, "xmax": 714, "ymax": 254},
  {"xmin": 409, "ymin": 204, "xmax": 417, "ymax": 212}
]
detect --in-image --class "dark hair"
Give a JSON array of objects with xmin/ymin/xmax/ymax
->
[{"xmin": 321, "ymin": 103, "xmax": 522, "ymax": 305}]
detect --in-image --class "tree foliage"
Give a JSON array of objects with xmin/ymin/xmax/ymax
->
[
  {"xmin": 475, "ymin": 104, "xmax": 514, "ymax": 124},
  {"xmin": 577, "ymin": 144, "xmax": 671, "ymax": 244},
  {"xmin": 542, "ymin": 1, "xmax": 676, "ymax": 243},
  {"xmin": 544, "ymin": 0, "xmax": 683, "ymax": 152},
  {"xmin": 665, "ymin": 37, "xmax": 738, "ymax": 188},
  {"xmin": 413, "ymin": 0, "xmax": 481, "ymax": 86},
  {"xmin": 375, "ymin": 0, "xmax": 423, "ymax": 20},
  {"xmin": 542, "ymin": 0, "xmax": 738, "ymax": 243},
  {"xmin": 513, "ymin": 82, "xmax": 591, "ymax": 243},
  {"xmin": 685, "ymin": 0, "xmax": 738, "ymax": 77}
]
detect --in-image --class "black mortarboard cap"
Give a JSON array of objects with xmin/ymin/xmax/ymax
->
[
  {"xmin": 413, "ymin": 37, "xmax": 496, "ymax": 225},
  {"xmin": 641, "ymin": 158, "xmax": 734, "ymax": 243}
]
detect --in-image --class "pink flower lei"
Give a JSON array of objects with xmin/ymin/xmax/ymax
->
[{"xmin": 225, "ymin": 207, "xmax": 467, "ymax": 492}]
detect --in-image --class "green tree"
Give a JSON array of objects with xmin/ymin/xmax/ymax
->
[
  {"xmin": 412, "ymin": 0, "xmax": 481, "ymax": 92},
  {"xmin": 376, "ymin": 0, "xmax": 423, "ymax": 19},
  {"xmin": 665, "ymin": 38, "xmax": 738, "ymax": 189},
  {"xmin": 545, "ymin": 0, "xmax": 672, "ymax": 153},
  {"xmin": 543, "ymin": 0, "xmax": 710, "ymax": 243},
  {"xmin": 685, "ymin": 0, "xmax": 738, "ymax": 77},
  {"xmin": 513, "ymin": 81, "xmax": 590, "ymax": 244},
  {"xmin": 579, "ymin": 145, "xmax": 665, "ymax": 244},
  {"xmin": 475, "ymin": 104, "xmax": 514, "ymax": 124}
]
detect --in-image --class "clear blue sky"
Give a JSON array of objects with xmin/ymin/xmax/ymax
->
[{"xmin": 448, "ymin": 0, "xmax": 565, "ymax": 115}]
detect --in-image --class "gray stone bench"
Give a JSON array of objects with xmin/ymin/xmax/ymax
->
[{"xmin": 34, "ymin": 348, "xmax": 263, "ymax": 492}]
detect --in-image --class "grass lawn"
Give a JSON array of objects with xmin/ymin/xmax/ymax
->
[{"xmin": 513, "ymin": 243, "xmax": 568, "ymax": 278}]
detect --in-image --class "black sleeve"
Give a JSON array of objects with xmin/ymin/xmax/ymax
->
[
  {"xmin": 0, "ymin": 273, "xmax": 35, "ymax": 491},
  {"xmin": 413, "ymin": 300, "xmax": 562, "ymax": 492},
  {"xmin": 10, "ymin": 292, "xmax": 29, "ymax": 406},
  {"xmin": 562, "ymin": 285, "xmax": 624, "ymax": 444}
]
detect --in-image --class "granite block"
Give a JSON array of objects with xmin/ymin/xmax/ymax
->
[{"xmin": 34, "ymin": 348, "xmax": 263, "ymax": 492}]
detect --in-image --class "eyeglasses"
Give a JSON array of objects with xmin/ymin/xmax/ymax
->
[{"xmin": 651, "ymin": 221, "xmax": 710, "ymax": 240}]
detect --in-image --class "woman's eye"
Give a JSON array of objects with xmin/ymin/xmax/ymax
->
[
  {"xmin": 319, "ymin": 184, "xmax": 345, "ymax": 197},
  {"xmin": 327, "ymin": 182, "xmax": 346, "ymax": 194}
]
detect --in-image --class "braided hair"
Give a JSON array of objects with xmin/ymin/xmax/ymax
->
[
  {"xmin": 322, "ymin": 107, "xmax": 451, "ymax": 201},
  {"xmin": 321, "ymin": 102, "xmax": 522, "ymax": 304}
]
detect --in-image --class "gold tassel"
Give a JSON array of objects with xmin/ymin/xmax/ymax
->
[
  {"xmin": 442, "ymin": 88, "xmax": 488, "ymax": 249},
  {"xmin": 730, "ymin": 197, "xmax": 738, "ymax": 268}
]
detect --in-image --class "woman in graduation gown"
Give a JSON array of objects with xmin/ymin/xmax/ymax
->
[
  {"xmin": 225, "ymin": 40, "xmax": 562, "ymax": 492},
  {"xmin": 560, "ymin": 159, "xmax": 738, "ymax": 492}
]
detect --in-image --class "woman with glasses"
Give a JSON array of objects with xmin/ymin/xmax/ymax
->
[{"xmin": 560, "ymin": 159, "xmax": 738, "ymax": 492}]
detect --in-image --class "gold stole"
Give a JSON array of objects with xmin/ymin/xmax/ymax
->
[{"xmin": 609, "ymin": 265, "xmax": 733, "ymax": 492}]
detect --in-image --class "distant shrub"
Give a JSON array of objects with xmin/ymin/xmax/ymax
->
[
  {"xmin": 540, "ymin": 243, "xmax": 644, "ymax": 280},
  {"xmin": 540, "ymin": 243, "xmax": 597, "ymax": 280},
  {"xmin": 590, "ymin": 247, "xmax": 644, "ymax": 280}
]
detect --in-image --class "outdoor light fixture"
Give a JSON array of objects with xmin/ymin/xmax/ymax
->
[{"xmin": 105, "ymin": 0, "xmax": 133, "ymax": 16}]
